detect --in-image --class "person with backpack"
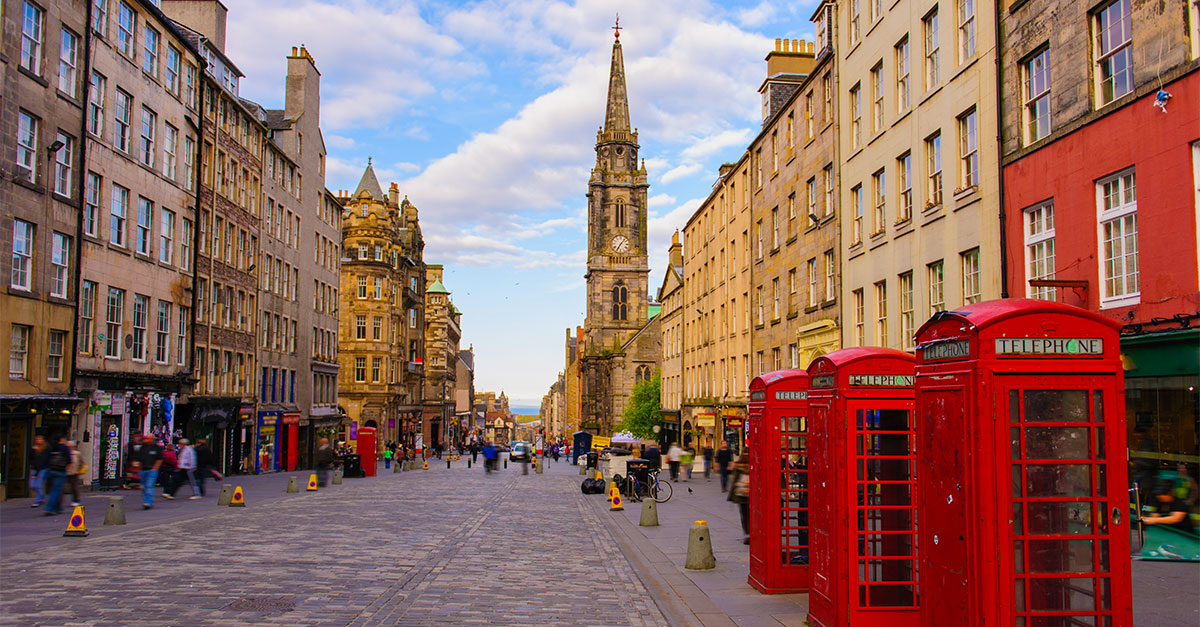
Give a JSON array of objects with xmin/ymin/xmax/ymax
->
[{"xmin": 42, "ymin": 435, "xmax": 71, "ymax": 516}]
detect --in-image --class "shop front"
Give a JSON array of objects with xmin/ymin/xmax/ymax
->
[
  {"xmin": 179, "ymin": 399, "xmax": 250, "ymax": 475},
  {"xmin": 1122, "ymin": 328, "xmax": 1199, "ymax": 474},
  {"xmin": 257, "ymin": 410, "xmax": 281, "ymax": 473},
  {"xmin": 0, "ymin": 395, "xmax": 80, "ymax": 499},
  {"xmin": 78, "ymin": 389, "xmax": 179, "ymax": 490}
]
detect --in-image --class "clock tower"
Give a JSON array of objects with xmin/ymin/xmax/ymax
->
[{"xmin": 584, "ymin": 23, "xmax": 650, "ymax": 353}]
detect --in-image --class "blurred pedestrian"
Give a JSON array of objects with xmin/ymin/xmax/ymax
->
[
  {"xmin": 643, "ymin": 442, "xmax": 661, "ymax": 471},
  {"xmin": 470, "ymin": 441, "xmax": 480, "ymax": 464},
  {"xmin": 716, "ymin": 441, "xmax": 733, "ymax": 492},
  {"xmin": 159, "ymin": 440, "xmax": 178, "ymax": 499},
  {"xmin": 29, "ymin": 435, "xmax": 48, "ymax": 507},
  {"xmin": 681, "ymin": 446, "xmax": 695, "ymax": 481},
  {"xmin": 482, "ymin": 441, "xmax": 497, "ymax": 474},
  {"xmin": 383, "ymin": 447, "xmax": 393, "ymax": 469},
  {"xmin": 1141, "ymin": 479, "xmax": 1195, "ymax": 533},
  {"xmin": 42, "ymin": 436, "xmax": 71, "ymax": 516},
  {"xmin": 135, "ymin": 435, "xmax": 163, "ymax": 510},
  {"xmin": 170, "ymin": 439, "xmax": 201, "ymax": 500},
  {"xmin": 727, "ymin": 450, "xmax": 751, "ymax": 544},
  {"xmin": 314, "ymin": 438, "xmax": 334, "ymax": 487},
  {"xmin": 702, "ymin": 442, "xmax": 714, "ymax": 481},
  {"xmin": 64, "ymin": 440, "xmax": 84, "ymax": 507},
  {"xmin": 666, "ymin": 442, "xmax": 683, "ymax": 482},
  {"xmin": 194, "ymin": 438, "xmax": 213, "ymax": 497}
]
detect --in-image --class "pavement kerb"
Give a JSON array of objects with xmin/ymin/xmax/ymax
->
[{"xmin": 586, "ymin": 492, "xmax": 733, "ymax": 627}]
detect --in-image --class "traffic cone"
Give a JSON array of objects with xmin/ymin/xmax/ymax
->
[
  {"xmin": 229, "ymin": 486, "xmax": 246, "ymax": 507},
  {"xmin": 307, "ymin": 474, "xmax": 318, "ymax": 491},
  {"xmin": 423, "ymin": 459, "xmax": 429, "ymax": 470},
  {"xmin": 610, "ymin": 490, "xmax": 624, "ymax": 511},
  {"xmin": 63, "ymin": 505, "xmax": 88, "ymax": 537}
]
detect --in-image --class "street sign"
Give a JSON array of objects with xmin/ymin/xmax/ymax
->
[{"xmin": 591, "ymin": 436, "xmax": 612, "ymax": 449}]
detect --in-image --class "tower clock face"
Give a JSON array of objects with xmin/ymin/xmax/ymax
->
[{"xmin": 610, "ymin": 235, "xmax": 631, "ymax": 253}]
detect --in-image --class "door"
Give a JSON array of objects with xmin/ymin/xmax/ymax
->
[
  {"xmin": 808, "ymin": 400, "xmax": 835, "ymax": 600},
  {"xmin": 1001, "ymin": 377, "xmax": 1129, "ymax": 626},
  {"xmin": 2, "ymin": 419, "xmax": 30, "ymax": 497}
]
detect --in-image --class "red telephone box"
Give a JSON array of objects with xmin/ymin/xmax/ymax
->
[
  {"xmin": 913, "ymin": 299, "xmax": 1133, "ymax": 626},
  {"xmin": 748, "ymin": 369, "xmax": 812, "ymax": 593},
  {"xmin": 357, "ymin": 427, "xmax": 377, "ymax": 477},
  {"xmin": 807, "ymin": 348, "xmax": 920, "ymax": 627}
]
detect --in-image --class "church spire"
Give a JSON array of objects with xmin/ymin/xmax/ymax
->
[{"xmin": 603, "ymin": 15, "xmax": 631, "ymax": 134}]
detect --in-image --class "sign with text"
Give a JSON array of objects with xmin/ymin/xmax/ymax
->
[
  {"xmin": 848, "ymin": 374, "xmax": 915, "ymax": 387},
  {"xmin": 775, "ymin": 391, "xmax": 808, "ymax": 400},
  {"xmin": 591, "ymin": 436, "xmax": 612, "ymax": 449},
  {"xmin": 920, "ymin": 340, "xmax": 971, "ymax": 362},
  {"xmin": 995, "ymin": 337, "xmax": 1103, "ymax": 356}
]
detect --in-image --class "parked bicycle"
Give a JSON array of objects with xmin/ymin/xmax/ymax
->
[{"xmin": 625, "ymin": 467, "xmax": 672, "ymax": 504}]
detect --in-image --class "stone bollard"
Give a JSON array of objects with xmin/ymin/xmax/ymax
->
[
  {"xmin": 685, "ymin": 520, "xmax": 716, "ymax": 570},
  {"xmin": 286, "ymin": 476, "xmax": 300, "ymax": 493},
  {"xmin": 333, "ymin": 469, "xmax": 344, "ymax": 485},
  {"xmin": 103, "ymin": 496, "xmax": 126, "ymax": 526},
  {"xmin": 639, "ymin": 497, "xmax": 659, "ymax": 527},
  {"xmin": 217, "ymin": 484, "xmax": 234, "ymax": 506},
  {"xmin": 536, "ymin": 460, "xmax": 544, "ymax": 474},
  {"xmin": 579, "ymin": 464, "xmax": 586, "ymax": 476},
  {"xmin": 394, "ymin": 461, "xmax": 401, "ymax": 473}
]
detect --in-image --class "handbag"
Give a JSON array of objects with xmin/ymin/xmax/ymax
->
[{"xmin": 733, "ymin": 473, "xmax": 750, "ymax": 498}]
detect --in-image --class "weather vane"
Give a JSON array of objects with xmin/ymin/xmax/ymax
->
[{"xmin": 613, "ymin": 13, "xmax": 621, "ymax": 39}]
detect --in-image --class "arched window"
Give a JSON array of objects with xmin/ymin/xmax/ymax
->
[
  {"xmin": 614, "ymin": 198, "xmax": 626, "ymax": 228},
  {"xmin": 612, "ymin": 282, "xmax": 628, "ymax": 321},
  {"xmin": 635, "ymin": 365, "xmax": 651, "ymax": 382}
]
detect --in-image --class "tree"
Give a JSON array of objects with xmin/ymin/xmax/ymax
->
[{"xmin": 618, "ymin": 374, "xmax": 661, "ymax": 440}]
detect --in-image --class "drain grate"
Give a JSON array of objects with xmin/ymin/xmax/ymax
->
[{"xmin": 222, "ymin": 597, "xmax": 298, "ymax": 613}]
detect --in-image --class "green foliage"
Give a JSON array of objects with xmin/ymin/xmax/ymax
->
[{"xmin": 618, "ymin": 375, "xmax": 661, "ymax": 440}]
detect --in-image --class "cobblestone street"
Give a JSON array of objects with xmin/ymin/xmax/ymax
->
[{"xmin": 0, "ymin": 459, "xmax": 666, "ymax": 627}]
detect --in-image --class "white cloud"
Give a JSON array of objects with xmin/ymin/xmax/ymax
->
[
  {"xmin": 648, "ymin": 193, "xmax": 677, "ymax": 208},
  {"xmin": 660, "ymin": 163, "xmax": 703, "ymax": 184},
  {"xmin": 737, "ymin": 1, "xmax": 778, "ymax": 27},
  {"xmin": 680, "ymin": 128, "xmax": 753, "ymax": 162},
  {"xmin": 325, "ymin": 134, "xmax": 357, "ymax": 149}
]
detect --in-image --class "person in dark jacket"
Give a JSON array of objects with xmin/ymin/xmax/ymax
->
[
  {"xmin": 135, "ymin": 435, "xmax": 163, "ymax": 509},
  {"xmin": 29, "ymin": 435, "xmax": 49, "ymax": 507},
  {"xmin": 314, "ymin": 438, "xmax": 335, "ymax": 487},
  {"xmin": 194, "ymin": 438, "xmax": 214, "ymax": 497},
  {"xmin": 42, "ymin": 436, "xmax": 72, "ymax": 515},
  {"xmin": 716, "ymin": 441, "xmax": 734, "ymax": 492},
  {"xmin": 643, "ymin": 443, "xmax": 662, "ymax": 471}
]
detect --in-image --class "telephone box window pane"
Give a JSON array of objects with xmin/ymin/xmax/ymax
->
[
  {"xmin": 1027, "ymin": 577, "xmax": 1095, "ymax": 611},
  {"xmin": 1095, "ymin": 465, "xmax": 1107, "ymax": 496},
  {"xmin": 1010, "ymin": 389, "xmax": 1020, "ymax": 422},
  {"xmin": 1025, "ymin": 427, "xmax": 1091, "ymax": 459},
  {"xmin": 1028, "ymin": 539, "xmax": 1094, "ymax": 573},
  {"xmin": 1015, "ymin": 579, "xmax": 1026, "ymax": 609},
  {"xmin": 859, "ymin": 483, "xmax": 912, "ymax": 505},
  {"xmin": 1011, "ymin": 427, "xmax": 1022, "ymax": 458},
  {"xmin": 863, "ymin": 533, "xmax": 914, "ymax": 556},
  {"xmin": 1030, "ymin": 615, "xmax": 1096, "ymax": 626},
  {"xmin": 1027, "ymin": 501, "xmax": 1093, "ymax": 535},
  {"xmin": 1024, "ymin": 390, "xmax": 1089, "ymax": 422},
  {"xmin": 1013, "ymin": 465, "xmax": 1024, "ymax": 497},
  {"xmin": 1026, "ymin": 464, "xmax": 1092, "ymax": 497},
  {"xmin": 1014, "ymin": 542, "xmax": 1025, "ymax": 573},
  {"xmin": 1013, "ymin": 502, "xmax": 1024, "ymax": 534},
  {"xmin": 868, "ymin": 584, "xmax": 915, "ymax": 607},
  {"xmin": 1093, "ymin": 427, "xmax": 1105, "ymax": 459},
  {"xmin": 1092, "ymin": 391, "xmax": 1103, "ymax": 423},
  {"xmin": 1100, "ymin": 577, "xmax": 1111, "ymax": 609},
  {"xmin": 1098, "ymin": 540, "xmax": 1110, "ymax": 572}
]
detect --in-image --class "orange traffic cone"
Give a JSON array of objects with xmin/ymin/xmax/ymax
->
[
  {"xmin": 610, "ymin": 491, "xmax": 624, "ymax": 511},
  {"xmin": 229, "ymin": 486, "xmax": 246, "ymax": 507},
  {"xmin": 307, "ymin": 474, "xmax": 318, "ymax": 491},
  {"xmin": 63, "ymin": 505, "xmax": 88, "ymax": 537},
  {"xmin": 423, "ymin": 459, "xmax": 429, "ymax": 470}
]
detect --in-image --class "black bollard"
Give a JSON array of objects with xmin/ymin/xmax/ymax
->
[
  {"xmin": 467, "ymin": 459, "xmax": 471, "ymax": 468},
  {"xmin": 504, "ymin": 458, "xmax": 508, "ymax": 469},
  {"xmin": 447, "ymin": 460, "xmax": 451, "ymax": 469}
]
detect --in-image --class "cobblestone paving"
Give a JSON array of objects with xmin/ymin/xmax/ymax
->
[{"xmin": 0, "ymin": 464, "xmax": 667, "ymax": 626}]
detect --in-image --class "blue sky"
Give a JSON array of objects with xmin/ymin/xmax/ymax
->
[{"xmin": 228, "ymin": 0, "xmax": 819, "ymax": 406}]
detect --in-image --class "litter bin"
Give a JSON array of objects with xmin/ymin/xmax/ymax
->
[
  {"xmin": 585, "ymin": 450, "xmax": 599, "ymax": 470},
  {"xmin": 625, "ymin": 458, "xmax": 650, "ymax": 496},
  {"xmin": 341, "ymin": 454, "xmax": 363, "ymax": 478}
]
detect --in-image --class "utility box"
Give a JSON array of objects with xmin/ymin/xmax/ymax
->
[
  {"xmin": 913, "ymin": 299, "xmax": 1132, "ymax": 626},
  {"xmin": 748, "ymin": 369, "xmax": 812, "ymax": 593},
  {"xmin": 357, "ymin": 427, "xmax": 377, "ymax": 477},
  {"xmin": 807, "ymin": 348, "xmax": 919, "ymax": 627}
]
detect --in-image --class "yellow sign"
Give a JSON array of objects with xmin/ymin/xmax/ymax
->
[
  {"xmin": 697, "ymin": 415, "xmax": 715, "ymax": 428},
  {"xmin": 591, "ymin": 436, "xmax": 612, "ymax": 449}
]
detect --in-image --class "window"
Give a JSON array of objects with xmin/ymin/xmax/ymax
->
[
  {"xmin": 183, "ymin": 135, "xmax": 195, "ymax": 191},
  {"xmin": 850, "ymin": 0, "xmax": 861, "ymax": 43},
  {"xmin": 850, "ymin": 84, "xmax": 862, "ymax": 149},
  {"xmin": 756, "ymin": 286, "xmax": 764, "ymax": 325},
  {"xmin": 961, "ymin": 248, "xmax": 981, "ymax": 304},
  {"xmin": 87, "ymin": 73, "xmax": 105, "ymax": 136},
  {"xmin": 185, "ymin": 64, "xmax": 197, "ymax": 109},
  {"xmin": 612, "ymin": 283, "xmax": 628, "ymax": 320},
  {"xmin": 114, "ymin": 89, "xmax": 131, "ymax": 153},
  {"xmin": 871, "ymin": 64, "xmax": 884, "ymax": 133},
  {"xmin": 110, "ymin": 184, "xmax": 128, "ymax": 245},
  {"xmin": 1098, "ymin": 169, "xmax": 1139, "ymax": 304},
  {"xmin": 116, "ymin": 2, "xmax": 135, "ymax": 57},
  {"xmin": 958, "ymin": 108, "xmax": 978, "ymax": 189},
  {"xmin": 896, "ymin": 38, "xmax": 910, "ymax": 112},
  {"xmin": 58, "ymin": 28, "xmax": 78, "ymax": 96},
  {"xmin": 615, "ymin": 198, "xmax": 626, "ymax": 228},
  {"xmin": 21, "ymin": 2, "xmax": 44, "ymax": 74},
  {"xmin": 131, "ymin": 294, "xmax": 147, "ymax": 361},
  {"xmin": 852, "ymin": 289, "xmax": 865, "ymax": 345},
  {"xmin": 788, "ymin": 268, "xmax": 798, "ymax": 310},
  {"xmin": 1024, "ymin": 203, "xmax": 1056, "ymax": 300},
  {"xmin": 807, "ymin": 258, "xmax": 818, "ymax": 307},
  {"xmin": 357, "ymin": 276, "xmax": 367, "ymax": 299},
  {"xmin": 11, "ymin": 220, "xmax": 34, "ymax": 291},
  {"xmin": 807, "ymin": 178, "xmax": 818, "ymax": 223},
  {"xmin": 805, "ymin": 92, "xmax": 815, "ymax": 138},
  {"xmin": 354, "ymin": 356, "xmax": 366, "ymax": 382},
  {"xmin": 772, "ymin": 278, "xmax": 780, "ymax": 319},
  {"xmin": 823, "ymin": 164, "xmax": 834, "ymax": 216},
  {"xmin": 756, "ymin": 220, "xmax": 764, "ymax": 258},
  {"xmin": 159, "ymin": 209, "xmax": 174, "ymax": 264},
  {"xmin": 897, "ymin": 153, "xmax": 913, "ymax": 221},
  {"xmin": 1094, "ymin": 0, "xmax": 1133, "ymax": 105},
  {"xmin": 79, "ymin": 281, "xmax": 95, "ymax": 355},
  {"xmin": 82, "ymin": 173, "xmax": 101, "ymax": 236},
  {"xmin": 409, "ymin": 308, "xmax": 417, "ymax": 328},
  {"xmin": 373, "ymin": 277, "xmax": 382, "ymax": 299},
  {"xmin": 1023, "ymin": 48, "xmax": 1051, "ymax": 143},
  {"xmin": 105, "ymin": 288, "xmax": 124, "ymax": 358},
  {"xmin": 50, "ymin": 233, "xmax": 69, "ymax": 298},
  {"xmin": 872, "ymin": 170, "xmax": 886, "ymax": 234},
  {"xmin": 899, "ymin": 271, "xmax": 914, "ymax": 347},
  {"xmin": 155, "ymin": 301, "xmax": 171, "ymax": 363},
  {"xmin": 924, "ymin": 10, "xmax": 940, "ymax": 88},
  {"xmin": 142, "ymin": 25, "xmax": 158, "ymax": 75},
  {"xmin": 926, "ymin": 132, "xmax": 942, "ymax": 206},
  {"xmin": 163, "ymin": 124, "xmax": 177, "ymax": 180},
  {"xmin": 822, "ymin": 72, "xmax": 833, "ymax": 122},
  {"xmin": 371, "ymin": 357, "xmax": 381, "ymax": 383},
  {"xmin": 928, "ymin": 260, "xmax": 945, "ymax": 312},
  {"xmin": 355, "ymin": 315, "xmax": 366, "ymax": 340},
  {"xmin": 9, "ymin": 325, "xmax": 30, "ymax": 380},
  {"xmin": 92, "ymin": 0, "xmax": 108, "ymax": 35},
  {"xmin": 135, "ymin": 197, "xmax": 152, "ymax": 256},
  {"xmin": 16, "ymin": 111, "xmax": 37, "ymax": 183},
  {"xmin": 180, "ymin": 218, "xmax": 192, "ymax": 271},
  {"xmin": 771, "ymin": 207, "xmax": 779, "ymax": 248},
  {"xmin": 177, "ymin": 306, "xmax": 189, "ymax": 365},
  {"xmin": 165, "ymin": 46, "xmax": 181, "ymax": 95},
  {"xmin": 54, "ymin": 133, "xmax": 74, "ymax": 197},
  {"xmin": 372, "ymin": 316, "xmax": 382, "ymax": 340},
  {"xmin": 139, "ymin": 107, "xmax": 156, "ymax": 167},
  {"xmin": 958, "ymin": 0, "xmax": 975, "ymax": 61},
  {"xmin": 851, "ymin": 185, "xmax": 864, "ymax": 244},
  {"xmin": 824, "ymin": 251, "xmax": 836, "ymax": 300},
  {"xmin": 875, "ymin": 281, "xmax": 888, "ymax": 345}
]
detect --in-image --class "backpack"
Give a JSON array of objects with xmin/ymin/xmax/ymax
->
[{"xmin": 48, "ymin": 450, "xmax": 68, "ymax": 471}]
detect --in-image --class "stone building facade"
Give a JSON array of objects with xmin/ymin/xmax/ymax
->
[
  {"xmin": 656, "ymin": 232, "xmax": 683, "ymax": 444},
  {"xmin": 336, "ymin": 164, "xmax": 426, "ymax": 453},
  {"xmin": 836, "ymin": 0, "xmax": 1002, "ymax": 350},
  {"xmin": 0, "ymin": 0, "xmax": 88, "ymax": 497},
  {"xmin": 422, "ymin": 264, "xmax": 460, "ymax": 449},
  {"xmin": 579, "ymin": 31, "xmax": 660, "ymax": 436},
  {"xmin": 72, "ymin": 0, "xmax": 204, "ymax": 487}
]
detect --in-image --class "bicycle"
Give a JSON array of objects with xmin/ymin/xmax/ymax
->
[{"xmin": 626, "ymin": 468, "xmax": 672, "ymax": 504}]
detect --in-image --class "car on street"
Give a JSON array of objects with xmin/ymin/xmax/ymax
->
[{"xmin": 510, "ymin": 441, "xmax": 533, "ymax": 462}]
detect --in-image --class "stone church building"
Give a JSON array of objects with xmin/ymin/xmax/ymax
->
[{"xmin": 579, "ymin": 28, "xmax": 661, "ymax": 436}]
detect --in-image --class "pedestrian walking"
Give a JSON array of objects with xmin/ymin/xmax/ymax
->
[
  {"xmin": 666, "ymin": 442, "xmax": 683, "ymax": 482},
  {"xmin": 64, "ymin": 440, "xmax": 85, "ymax": 507},
  {"xmin": 727, "ymin": 450, "xmax": 751, "ymax": 544},
  {"xmin": 383, "ymin": 447, "xmax": 393, "ymax": 469},
  {"xmin": 482, "ymin": 441, "xmax": 497, "ymax": 474},
  {"xmin": 135, "ymin": 435, "xmax": 163, "ymax": 509},
  {"xmin": 314, "ymin": 438, "xmax": 334, "ymax": 487},
  {"xmin": 170, "ymin": 439, "xmax": 201, "ymax": 499},
  {"xmin": 29, "ymin": 435, "xmax": 48, "ymax": 507},
  {"xmin": 42, "ymin": 436, "xmax": 71, "ymax": 516},
  {"xmin": 716, "ymin": 441, "xmax": 733, "ymax": 492},
  {"xmin": 643, "ymin": 442, "xmax": 661, "ymax": 472},
  {"xmin": 681, "ymin": 446, "xmax": 694, "ymax": 481},
  {"xmin": 470, "ymin": 441, "xmax": 480, "ymax": 464},
  {"xmin": 702, "ymin": 442, "xmax": 714, "ymax": 480},
  {"xmin": 159, "ymin": 441, "xmax": 179, "ymax": 499},
  {"xmin": 194, "ymin": 438, "xmax": 213, "ymax": 497}
]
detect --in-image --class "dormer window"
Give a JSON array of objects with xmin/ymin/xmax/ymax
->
[{"xmin": 360, "ymin": 202, "xmax": 368, "ymax": 217}]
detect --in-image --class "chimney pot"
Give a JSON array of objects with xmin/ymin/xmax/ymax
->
[
  {"xmin": 794, "ymin": 39, "xmax": 801, "ymax": 52},
  {"xmin": 775, "ymin": 38, "xmax": 781, "ymax": 51},
  {"xmin": 291, "ymin": 46, "xmax": 298, "ymax": 56}
]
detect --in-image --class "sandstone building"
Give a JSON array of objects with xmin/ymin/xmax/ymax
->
[{"xmin": 422, "ymin": 264, "xmax": 460, "ymax": 449}]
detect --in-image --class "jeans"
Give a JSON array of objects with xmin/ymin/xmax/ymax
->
[
  {"xmin": 703, "ymin": 459, "xmax": 712, "ymax": 479},
  {"xmin": 43, "ymin": 470, "xmax": 67, "ymax": 514},
  {"xmin": 668, "ymin": 461, "xmax": 680, "ymax": 481},
  {"xmin": 175, "ymin": 469, "xmax": 199, "ymax": 496},
  {"xmin": 720, "ymin": 468, "xmax": 731, "ymax": 491},
  {"xmin": 384, "ymin": 458, "xmax": 391, "ymax": 469},
  {"xmin": 139, "ymin": 469, "xmax": 159, "ymax": 507},
  {"xmin": 30, "ymin": 468, "xmax": 46, "ymax": 505},
  {"xmin": 196, "ymin": 466, "xmax": 209, "ymax": 497}
]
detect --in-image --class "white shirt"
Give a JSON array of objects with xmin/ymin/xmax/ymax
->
[
  {"xmin": 667, "ymin": 446, "xmax": 683, "ymax": 462},
  {"xmin": 177, "ymin": 446, "xmax": 197, "ymax": 470}
]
